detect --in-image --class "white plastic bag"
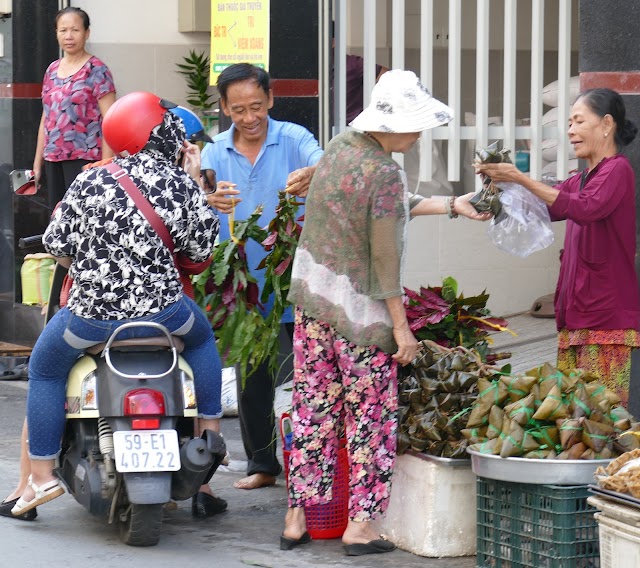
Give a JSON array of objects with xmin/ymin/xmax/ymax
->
[
  {"xmin": 486, "ymin": 182, "xmax": 555, "ymax": 258},
  {"xmin": 221, "ymin": 366, "xmax": 238, "ymax": 416}
]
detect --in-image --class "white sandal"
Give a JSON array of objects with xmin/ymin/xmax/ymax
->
[{"xmin": 11, "ymin": 475, "xmax": 65, "ymax": 515}]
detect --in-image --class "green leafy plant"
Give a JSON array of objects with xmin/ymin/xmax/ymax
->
[
  {"xmin": 403, "ymin": 276, "xmax": 514, "ymax": 361},
  {"xmin": 176, "ymin": 49, "xmax": 216, "ymax": 115}
]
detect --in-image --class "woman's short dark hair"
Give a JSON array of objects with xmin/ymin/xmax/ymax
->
[
  {"xmin": 578, "ymin": 88, "xmax": 638, "ymax": 147},
  {"xmin": 55, "ymin": 7, "xmax": 90, "ymax": 30},
  {"xmin": 216, "ymin": 63, "xmax": 271, "ymax": 102}
]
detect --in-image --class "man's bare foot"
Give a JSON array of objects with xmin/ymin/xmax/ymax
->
[{"xmin": 234, "ymin": 472, "xmax": 276, "ymax": 490}]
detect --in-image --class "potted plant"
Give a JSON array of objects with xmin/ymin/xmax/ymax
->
[{"xmin": 176, "ymin": 49, "xmax": 217, "ymax": 131}]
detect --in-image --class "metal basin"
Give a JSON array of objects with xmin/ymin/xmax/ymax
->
[{"xmin": 467, "ymin": 448, "xmax": 612, "ymax": 485}]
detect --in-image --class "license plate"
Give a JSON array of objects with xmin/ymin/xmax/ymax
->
[{"xmin": 113, "ymin": 430, "xmax": 181, "ymax": 473}]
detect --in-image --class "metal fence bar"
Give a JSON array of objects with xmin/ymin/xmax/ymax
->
[
  {"xmin": 529, "ymin": 0, "xmax": 545, "ymax": 180},
  {"xmin": 333, "ymin": 0, "xmax": 348, "ymax": 137},
  {"xmin": 447, "ymin": 0, "xmax": 461, "ymax": 181},
  {"xmin": 503, "ymin": 0, "xmax": 517, "ymax": 159},
  {"xmin": 392, "ymin": 0, "xmax": 406, "ymax": 167},
  {"xmin": 556, "ymin": 0, "xmax": 572, "ymax": 180},
  {"xmin": 419, "ymin": 0, "xmax": 434, "ymax": 183},
  {"xmin": 362, "ymin": 1, "xmax": 377, "ymax": 115},
  {"xmin": 475, "ymin": 0, "xmax": 490, "ymax": 189}
]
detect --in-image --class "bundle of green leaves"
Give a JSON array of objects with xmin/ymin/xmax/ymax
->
[
  {"xmin": 192, "ymin": 206, "xmax": 267, "ymax": 381},
  {"xmin": 403, "ymin": 276, "xmax": 512, "ymax": 361},
  {"xmin": 193, "ymin": 193, "xmax": 304, "ymax": 383}
]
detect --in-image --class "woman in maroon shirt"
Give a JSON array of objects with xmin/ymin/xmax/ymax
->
[{"xmin": 476, "ymin": 88, "xmax": 640, "ymax": 407}]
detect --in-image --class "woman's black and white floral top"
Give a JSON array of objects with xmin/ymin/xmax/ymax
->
[{"xmin": 44, "ymin": 112, "xmax": 219, "ymax": 320}]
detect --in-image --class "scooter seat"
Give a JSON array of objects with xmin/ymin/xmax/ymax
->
[{"xmin": 86, "ymin": 336, "xmax": 185, "ymax": 355}]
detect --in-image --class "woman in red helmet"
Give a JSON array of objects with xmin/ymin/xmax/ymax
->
[{"xmin": 8, "ymin": 92, "xmax": 222, "ymax": 517}]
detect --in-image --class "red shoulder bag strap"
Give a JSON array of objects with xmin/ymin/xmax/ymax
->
[{"xmin": 104, "ymin": 162, "xmax": 175, "ymax": 254}]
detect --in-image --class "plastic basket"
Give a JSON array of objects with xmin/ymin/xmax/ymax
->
[
  {"xmin": 280, "ymin": 413, "xmax": 349, "ymax": 539},
  {"xmin": 476, "ymin": 477, "xmax": 600, "ymax": 567}
]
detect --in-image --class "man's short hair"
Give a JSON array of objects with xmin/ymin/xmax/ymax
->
[{"xmin": 217, "ymin": 63, "xmax": 271, "ymax": 101}]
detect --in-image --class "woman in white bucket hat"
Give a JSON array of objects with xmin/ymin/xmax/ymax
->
[{"xmin": 281, "ymin": 70, "xmax": 488, "ymax": 556}]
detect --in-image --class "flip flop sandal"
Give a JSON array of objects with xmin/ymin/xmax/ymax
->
[{"xmin": 11, "ymin": 475, "xmax": 65, "ymax": 516}]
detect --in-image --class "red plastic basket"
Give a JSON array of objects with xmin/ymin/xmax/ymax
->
[{"xmin": 280, "ymin": 413, "xmax": 349, "ymax": 539}]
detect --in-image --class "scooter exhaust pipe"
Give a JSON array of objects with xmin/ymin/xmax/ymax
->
[{"xmin": 170, "ymin": 430, "xmax": 226, "ymax": 501}]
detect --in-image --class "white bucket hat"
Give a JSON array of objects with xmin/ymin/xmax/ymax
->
[{"xmin": 349, "ymin": 69, "xmax": 454, "ymax": 133}]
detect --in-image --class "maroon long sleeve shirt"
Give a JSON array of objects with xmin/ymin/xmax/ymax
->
[{"xmin": 548, "ymin": 154, "xmax": 640, "ymax": 331}]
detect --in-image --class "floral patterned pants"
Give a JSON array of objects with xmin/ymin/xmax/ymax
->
[{"xmin": 287, "ymin": 309, "xmax": 398, "ymax": 522}]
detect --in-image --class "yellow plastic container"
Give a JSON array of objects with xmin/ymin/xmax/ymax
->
[{"xmin": 21, "ymin": 253, "xmax": 56, "ymax": 305}]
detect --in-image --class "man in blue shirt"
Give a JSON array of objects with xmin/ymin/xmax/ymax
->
[{"xmin": 202, "ymin": 63, "xmax": 323, "ymax": 490}]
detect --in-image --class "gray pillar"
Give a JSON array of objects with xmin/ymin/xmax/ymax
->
[{"xmin": 580, "ymin": 1, "xmax": 640, "ymax": 416}]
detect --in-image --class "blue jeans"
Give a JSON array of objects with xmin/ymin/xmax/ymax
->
[{"xmin": 27, "ymin": 296, "xmax": 222, "ymax": 459}]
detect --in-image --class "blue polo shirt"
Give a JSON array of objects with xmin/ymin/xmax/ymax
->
[{"xmin": 201, "ymin": 117, "xmax": 323, "ymax": 321}]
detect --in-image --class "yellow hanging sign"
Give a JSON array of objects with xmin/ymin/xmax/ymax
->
[{"xmin": 210, "ymin": 1, "xmax": 270, "ymax": 84}]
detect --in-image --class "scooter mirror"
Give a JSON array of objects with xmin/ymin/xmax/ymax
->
[{"xmin": 10, "ymin": 169, "xmax": 37, "ymax": 195}]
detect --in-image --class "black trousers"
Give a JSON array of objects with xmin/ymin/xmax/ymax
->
[
  {"xmin": 236, "ymin": 322, "xmax": 294, "ymax": 476},
  {"xmin": 44, "ymin": 159, "xmax": 92, "ymax": 211}
]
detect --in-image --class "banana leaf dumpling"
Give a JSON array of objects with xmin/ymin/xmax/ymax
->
[
  {"xmin": 580, "ymin": 447, "xmax": 614, "ymax": 460},
  {"xmin": 457, "ymin": 371, "xmax": 479, "ymax": 391},
  {"xmin": 614, "ymin": 430, "xmax": 640, "ymax": 453},
  {"xmin": 523, "ymin": 449, "xmax": 557, "ymax": 459},
  {"xmin": 532, "ymin": 384, "xmax": 569, "ymax": 421},
  {"xmin": 397, "ymin": 405, "xmax": 411, "ymax": 426},
  {"xmin": 615, "ymin": 418, "xmax": 633, "ymax": 432},
  {"xmin": 611, "ymin": 406, "xmax": 636, "ymax": 423},
  {"xmin": 418, "ymin": 376, "xmax": 441, "ymax": 399},
  {"xmin": 435, "ymin": 392, "xmax": 461, "ymax": 412},
  {"xmin": 500, "ymin": 420, "xmax": 540, "ymax": 458},
  {"xmin": 582, "ymin": 418, "xmax": 615, "ymax": 452},
  {"xmin": 531, "ymin": 425, "xmax": 560, "ymax": 449},
  {"xmin": 568, "ymin": 382, "xmax": 593, "ymax": 419},
  {"xmin": 486, "ymin": 406, "xmax": 505, "ymax": 440},
  {"xmin": 469, "ymin": 438, "xmax": 502, "ymax": 456},
  {"xmin": 424, "ymin": 440, "xmax": 447, "ymax": 456},
  {"xmin": 442, "ymin": 439, "xmax": 469, "ymax": 459},
  {"xmin": 557, "ymin": 417, "xmax": 584, "ymax": 449},
  {"xmin": 538, "ymin": 365, "xmax": 579, "ymax": 398},
  {"xmin": 397, "ymin": 431, "xmax": 412, "ymax": 454},
  {"xmin": 530, "ymin": 383, "xmax": 542, "ymax": 410},
  {"xmin": 557, "ymin": 441, "xmax": 588, "ymax": 460},
  {"xmin": 466, "ymin": 377, "xmax": 509, "ymax": 428},
  {"xmin": 504, "ymin": 393, "xmax": 536, "ymax": 426},
  {"xmin": 500, "ymin": 374, "xmax": 538, "ymax": 403},
  {"xmin": 461, "ymin": 426, "xmax": 488, "ymax": 444}
]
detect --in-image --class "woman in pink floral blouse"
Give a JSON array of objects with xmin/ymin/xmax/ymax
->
[{"xmin": 33, "ymin": 7, "xmax": 116, "ymax": 209}]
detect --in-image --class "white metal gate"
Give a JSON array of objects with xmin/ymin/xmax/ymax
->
[{"xmin": 324, "ymin": 0, "xmax": 577, "ymax": 190}]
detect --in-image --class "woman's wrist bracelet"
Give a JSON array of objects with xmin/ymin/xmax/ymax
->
[{"xmin": 447, "ymin": 195, "xmax": 458, "ymax": 218}]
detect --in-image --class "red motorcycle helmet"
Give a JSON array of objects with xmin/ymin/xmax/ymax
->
[{"xmin": 102, "ymin": 91, "xmax": 178, "ymax": 156}]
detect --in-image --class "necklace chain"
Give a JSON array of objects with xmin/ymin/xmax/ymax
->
[{"xmin": 363, "ymin": 131, "xmax": 382, "ymax": 149}]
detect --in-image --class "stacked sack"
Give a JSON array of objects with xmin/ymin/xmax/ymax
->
[
  {"xmin": 541, "ymin": 76, "xmax": 581, "ymax": 182},
  {"xmin": 467, "ymin": 362, "xmax": 640, "ymax": 460}
]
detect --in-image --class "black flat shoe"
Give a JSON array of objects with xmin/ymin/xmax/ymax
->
[
  {"xmin": 191, "ymin": 492, "xmax": 228, "ymax": 518},
  {"xmin": 0, "ymin": 498, "xmax": 37, "ymax": 521},
  {"xmin": 280, "ymin": 531, "xmax": 312, "ymax": 550},
  {"xmin": 343, "ymin": 539, "xmax": 396, "ymax": 556}
]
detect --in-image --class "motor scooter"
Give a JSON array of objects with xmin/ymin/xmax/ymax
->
[{"xmin": 16, "ymin": 245, "xmax": 226, "ymax": 546}]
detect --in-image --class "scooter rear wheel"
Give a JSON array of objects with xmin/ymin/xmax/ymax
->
[{"xmin": 119, "ymin": 503, "xmax": 163, "ymax": 546}]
